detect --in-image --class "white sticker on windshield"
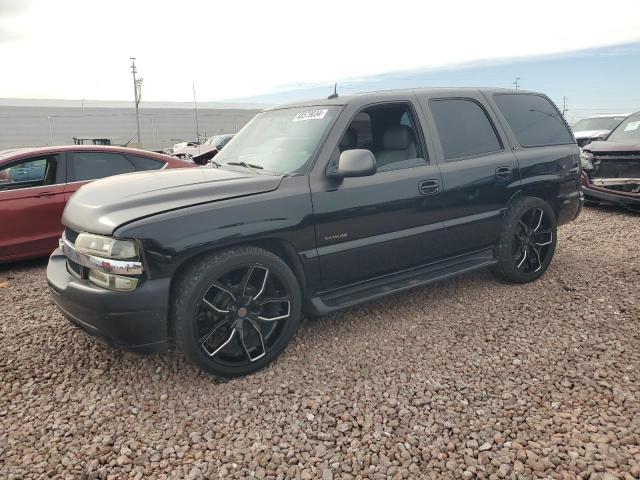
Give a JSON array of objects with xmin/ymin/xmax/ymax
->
[
  {"xmin": 624, "ymin": 121, "xmax": 640, "ymax": 131},
  {"xmin": 293, "ymin": 109, "xmax": 328, "ymax": 122}
]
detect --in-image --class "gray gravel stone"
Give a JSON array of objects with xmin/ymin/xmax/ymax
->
[{"xmin": 1, "ymin": 207, "xmax": 640, "ymax": 479}]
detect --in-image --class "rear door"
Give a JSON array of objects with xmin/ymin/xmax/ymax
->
[
  {"xmin": 419, "ymin": 91, "xmax": 520, "ymax": 257},
  {"xmin": 309, "ymin": 95, "xmax": 447, "ymax": 291},
  {"xmin": 0, "ymin": 153, "xmax": 66, "ymax": 261}
]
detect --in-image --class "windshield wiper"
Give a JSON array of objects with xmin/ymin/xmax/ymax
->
[{"xmin": 225, "ymin": 161, "xmax": 264, "ymax": 173}]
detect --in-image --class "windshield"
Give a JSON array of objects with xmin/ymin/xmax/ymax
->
[
  {"xmin": 214, "ymin": 106, "xmax": 340, "ymax": 173},
  {"xmin": 573, "ymin": 116, "xmax": 627, "ymax": 131},
  {"xmin": 607, "ymin": 114, "xmax": 640, "ymax": 142},
  {"xmin": 204, "ymin": 135, "xmax": 227, "ymax": 146}
]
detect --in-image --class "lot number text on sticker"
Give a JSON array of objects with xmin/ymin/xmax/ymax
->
[
  {"xmin": 624, "ymin": 121, "xmax": 640, "ymax": 132},
  {"xmin": 293, "ymin": 109, "xmax": 328, "ymax": 122}
]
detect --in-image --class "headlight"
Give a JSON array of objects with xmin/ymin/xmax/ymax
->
[
  {"xmin": 88, "ymin": 270, "xmax": 139, "ymax": 291},
  {"xmin": 75, "ymin": 233, "xmax": 138, "ymax": 259},
  {"xmin": 580, "ymin": 149, "xmax": 594, "ymax": 170}
]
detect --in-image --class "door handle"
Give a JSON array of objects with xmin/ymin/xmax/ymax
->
[
  {"xmin": 495, "ymin": 166, "xmax": 513, "ymax": 180},
  {"xmin": 418, "ymin": 179, "xmax": 441, "ymax": 195}
]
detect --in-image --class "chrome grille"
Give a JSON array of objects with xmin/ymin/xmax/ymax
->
[{"xmin": 64, "ymin": 227, "xmax": 79, "ymax": 244}]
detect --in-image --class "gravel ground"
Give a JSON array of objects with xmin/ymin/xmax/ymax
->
[{"xmin": 1, "ymin": 206, "xmax": 639, "ymax": 480}]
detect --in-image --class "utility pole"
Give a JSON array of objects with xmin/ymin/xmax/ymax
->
[
  {"xmin": 561, "ymin": 96, "xmax": 568, "ymax": 116},
  {"xmin": 130, "ymin": 58, "xmax": 143, "ymax": 148},
  {"xmin": 513, "ymin": 77, "xmax": 521, "ymax": 90},
  {"xmin": 47, "ymin": 116, "xmax": 53, "ymax": 145},
  {"xmin": 192, "ymin": 81, "xmax": 200, "ymax": 143}
]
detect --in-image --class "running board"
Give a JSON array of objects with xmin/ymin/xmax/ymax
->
[{"xmin": 310, "ymin": 248, "xmax": 496, "ymax": 315}]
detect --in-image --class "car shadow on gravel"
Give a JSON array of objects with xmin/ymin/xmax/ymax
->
[{"xmin": 0, "ymin": 257, "xmax": 48, "ymax": 274}]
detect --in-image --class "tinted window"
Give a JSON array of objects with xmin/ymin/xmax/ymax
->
[
  {"xmin": 71, "ymin": 152, "xmax": 135, "ymax": 181},
  {"xmin": 430, "ymin": 99, "xmax": 502, "ymax": 160},
  {"xmin": 0, "ymin": 155, "xmax": 58, "ymax": 191},
  {"xmin": 494, "ymin": 94, "xmax": 573, "ymax": 147},
  {"xmin": 127, "ymin": 155, "xmax": 165, "ymax": 171}
]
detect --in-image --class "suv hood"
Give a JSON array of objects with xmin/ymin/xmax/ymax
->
[{"xmin": 63, "ymin": 167, "xmax": 284, "ymax": 235}]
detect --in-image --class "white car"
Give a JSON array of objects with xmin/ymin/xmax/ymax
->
[{"xmin": 572, "ymin": 113, "xmax": 630, "ymax": 147}]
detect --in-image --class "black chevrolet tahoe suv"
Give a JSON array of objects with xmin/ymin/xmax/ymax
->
[{"xmin": 47, "ymin": 88, "xmax": 583, "ymax": 377}]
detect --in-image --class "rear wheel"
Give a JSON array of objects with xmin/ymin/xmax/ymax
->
[
  {"xmin": 172, "ymin": 246, "xmax": 302, "ymax": 377},
  {"xmin": 491, "ymin": 196, "xmax": 557, "ymax": 284}
]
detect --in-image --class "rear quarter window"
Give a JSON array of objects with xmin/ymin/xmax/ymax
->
[
  {"xmin": 494, "ymin": 93, "xmax": 573, "ymax": 147},
  {"xmin": 127, "ymin": 155, "xmax": 165, "ymax": 170}
]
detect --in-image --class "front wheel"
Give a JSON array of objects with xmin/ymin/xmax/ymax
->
[
  {"xmin": 172, "ymin": 246, "xmax": 302, "ymax": 377},
  {"xmin": 491, "ymin": 196, "xmax": 557, "ymax": 284}
]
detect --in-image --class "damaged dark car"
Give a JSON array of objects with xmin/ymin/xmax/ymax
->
[{"xmin": 581, "ymin": 111, "xmax": 640, "ymax": 211}]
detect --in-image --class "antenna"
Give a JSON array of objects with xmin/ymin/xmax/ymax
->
[{"xmin": 328, "ymin": 82, "xmax": 338, "ymax": 99}]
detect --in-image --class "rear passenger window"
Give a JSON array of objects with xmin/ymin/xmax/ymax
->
[
  {"xmin": 127, "ymin": 155, "xmax": 165, "ymax": 171},
  {"xmin": 430, "ymin": 98, "xmax": 502, "ymax": 160},
  {"xmin": 71, "ymin": 152, "xmax": 135, "ymax": 182},
  {"xmin": 494, "ymin": 94, "xmax": 573, "ymax": 147}
]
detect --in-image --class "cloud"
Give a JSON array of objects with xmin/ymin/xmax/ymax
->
[{"xmin": 1, "ymin": 0, "xmax": 640, "ymax": 100}]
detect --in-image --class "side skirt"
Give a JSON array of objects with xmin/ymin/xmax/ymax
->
[{"xmin": 309, "ymin": 247, "xmax": 497, "ymax": 315}]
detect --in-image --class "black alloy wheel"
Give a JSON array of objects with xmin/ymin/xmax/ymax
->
[
  {"xmin": 195, "ymin": 264, "xmax": 291, "ymax": 365},
  {"xmin": 492, "ymin": 196, "xmax": 557, "ymax": 283},
  {"xmin": 172, "ymin": 246, "xmax": 302, "ymax": 377},
  {"xmin": 512, "ymin": 207, "xmax": 554, "ymax": 274}
]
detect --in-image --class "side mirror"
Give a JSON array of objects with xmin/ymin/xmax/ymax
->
[{"xmin": 330, "ymin": 149, "xmax": 377, "ymax": 178}]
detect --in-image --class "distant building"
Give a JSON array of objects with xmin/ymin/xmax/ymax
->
[{"xmin": 0, "ymin": 99, "xmax": 264, "ymax": 151}]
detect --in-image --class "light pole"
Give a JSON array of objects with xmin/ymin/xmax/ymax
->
[
  {"xmin": 130, "ymin": 58, "xmax": 143, "ymax": 148},
  {"xmin": 47, "ymin": 116, "xmax": 53, "ymax": 145},
  {"xmin": 192, "ymin": 81, "xmax": 200, "ymax": 143}
]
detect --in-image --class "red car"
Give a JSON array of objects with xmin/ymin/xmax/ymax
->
[{"xmin": 0, "ymin": 145, "xmax": 194, "ymax": 263}]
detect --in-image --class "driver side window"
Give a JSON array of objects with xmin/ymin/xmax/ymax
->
[
  {"xmin": 337, "ymin": 103, "xmax": 427, "ymax": 172},
  {"xmin": 0, "ymin": 155, "xmax": 59, "ymax": 191}
]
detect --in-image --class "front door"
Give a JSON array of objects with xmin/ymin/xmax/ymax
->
[
  {"xmin": 310, "ymin": 98, "xmax": 447, "ymax": 291},
  {"xmin": 419, "ymin": 92, "xmax": 520, "ymax": 257},
  {"xmin": 0, "ymin": 154, "xmax": 66, "ymax": 261}
]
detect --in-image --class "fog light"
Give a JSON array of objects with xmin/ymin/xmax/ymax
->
[{"xmin": 88, "ymin": 269, "xmax": 139, "ymax": 291}]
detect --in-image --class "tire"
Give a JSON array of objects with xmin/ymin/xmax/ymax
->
[
  {"xmin": 172, "ymin": 246, "xmax": 302, "ymax": 377},
  {"xmin": 491, "ymin": 196, "xmax": 557, "ymax": 284}
]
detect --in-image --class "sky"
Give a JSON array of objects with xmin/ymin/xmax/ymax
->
[
  {"xmin": 1, "ymin": 0, "xmax": 640, "ymax": 120},
  {"xmin": 235, "ymin": 43, "xmax": 640, "ymax": 123}
]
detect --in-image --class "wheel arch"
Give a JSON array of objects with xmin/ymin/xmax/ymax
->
[{"xmin": 505, "ymin": 183, "xmax": 561, "ymax": 220}]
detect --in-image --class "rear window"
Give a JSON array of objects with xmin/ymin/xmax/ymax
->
[
  {"xmin": 127, "ymin": 155, "xmax": 165, "ymax": 170},
  {"xmin": 430, "ymin": 98, "xmax": 502, "ymax": 160},
  {"xmin": 494, "ymin": 94, "xmax": 573, "ymax": 147}
]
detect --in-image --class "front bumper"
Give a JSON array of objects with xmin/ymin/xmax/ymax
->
[
  {"xmin": 582, "ymin": 185, "xmax": 640, "ymax": 211},
  {"xmin": 47, "ymin": 248, "xmax": 171, "ymax": 354}
]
